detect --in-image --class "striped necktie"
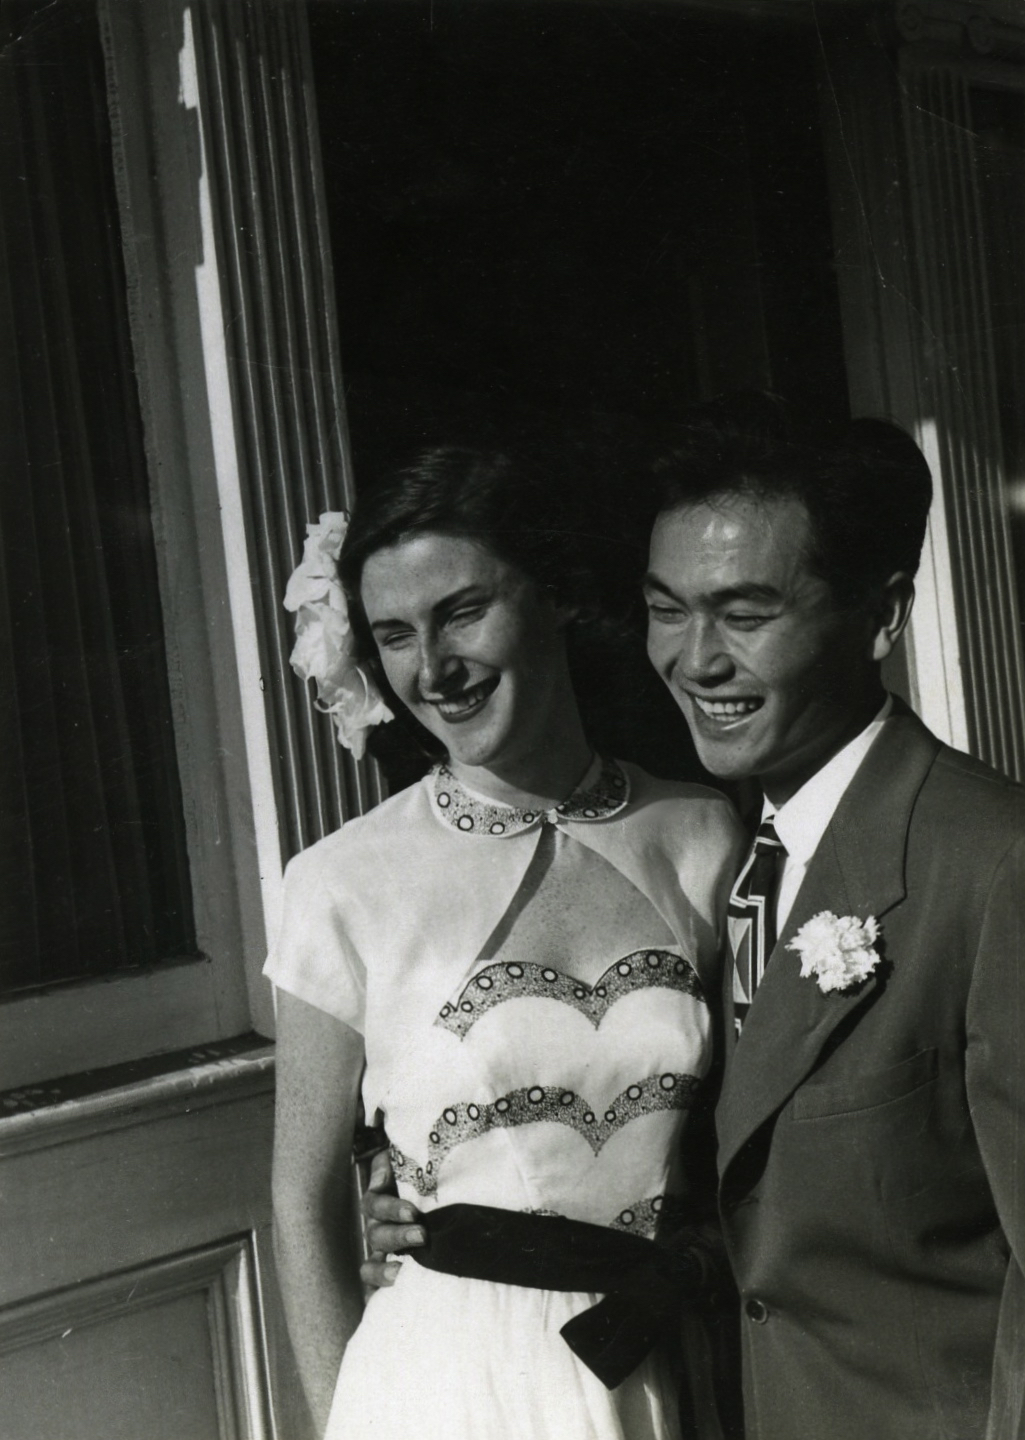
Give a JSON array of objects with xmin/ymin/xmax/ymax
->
[{"xmin": 728, "ymin": 818, "xmax": 787, "ymax": 1035}]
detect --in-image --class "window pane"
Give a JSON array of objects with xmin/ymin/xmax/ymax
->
[{"xmin": 0, "ymin": 0, "xmax": 196, "ymax": 992}]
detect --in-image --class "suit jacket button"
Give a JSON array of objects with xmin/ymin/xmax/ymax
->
[{"xmin": 745, "ymin": 1298, "xmax": 769, "ymax": 1324}]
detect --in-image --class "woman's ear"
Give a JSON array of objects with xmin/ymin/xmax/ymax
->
[{"xmin": 870, "ymin": 572, "xmax": 916, "ymax": 662}]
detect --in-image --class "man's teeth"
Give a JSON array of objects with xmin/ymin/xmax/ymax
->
[{"xmin": 692, "ymin": 696, "xmax": 762, "ymax": 719}]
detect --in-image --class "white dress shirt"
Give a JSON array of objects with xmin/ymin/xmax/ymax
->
[{"xmin": 765, "ymin": 696, "xmax": 893, "ymax": 933}]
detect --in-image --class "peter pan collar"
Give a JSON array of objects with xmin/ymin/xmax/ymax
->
[{"xmin": 429, "ymin": 756, "xmax": 630, "ymax": 837}]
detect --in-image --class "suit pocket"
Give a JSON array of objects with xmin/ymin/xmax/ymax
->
[{"xmin": 792, "ymin": 1047, "xmax": 939, "ymax": 1121}]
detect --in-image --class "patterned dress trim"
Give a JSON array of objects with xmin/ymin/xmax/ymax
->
[
  {"xmin": 391, "ymin": 1072, "xmax": 701, "ymax": 1198},
  {"xmin": 429, "ymin": 756, "xmax": 630, "ymax": 836},
  {"xmin": 436, "ymin": 950, "xmax": 705, "ymax": 1040},
  {"xmin": 518, "ymin": 1195, "xmax": 670, "ymax": 1241},
  {"xmin": 519, "ymin": 1194, "xmax": 689, "ymax": 1240},
  {"xmin": 609, "ymin": 1195, "xmax": 668, "ymax": 1238}
]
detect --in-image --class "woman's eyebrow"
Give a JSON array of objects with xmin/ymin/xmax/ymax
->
[
  {"xmin": 368, "ymin": 584, "xmax": 489, "ymax": 633},
  {"xmin": 434, "ymin": 583, "xmax": 489, "ymax": 616}
]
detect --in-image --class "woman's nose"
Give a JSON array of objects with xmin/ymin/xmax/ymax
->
[{"xmin": 416, "ymin": 635, "xmax": 459, "ymax": 695}]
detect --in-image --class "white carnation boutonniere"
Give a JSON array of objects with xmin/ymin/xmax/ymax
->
[
  {"xmin": 786, "ymin": 912, "xmax": 882, "ymax": 994},
  {"xmin": 283, "ymin": 512, "xmax": 393, "ymax": 759}
]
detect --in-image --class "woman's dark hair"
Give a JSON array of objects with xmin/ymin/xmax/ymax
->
[
  {"xmin": 653, "ymin": 395, "xmax": 933, "ymax": 608},
  {"xmin": 338, "ymin": 442, "xmax": 650, "ymax": 777},
  {"xmin": 339, "ymin": 444, "xmax": 600, "ymax": 628}
]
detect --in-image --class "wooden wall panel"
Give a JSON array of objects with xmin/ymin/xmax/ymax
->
[
  {"xmin": 0, "ymin": 1239, "xmax": 271, "ymax": 1440},
  {"xmin": 1, "ymin": 1292, "xmax": 222, "ymax": 1440}
]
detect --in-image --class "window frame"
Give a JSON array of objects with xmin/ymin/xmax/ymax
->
[{"xmin": 0, "ymin": 0, "xmax": 381, "ymax": 1088}]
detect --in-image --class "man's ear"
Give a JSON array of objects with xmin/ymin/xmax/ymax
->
[{"xmin": 870, "ymin": 572, "xmax": 916, "ymax": 661}]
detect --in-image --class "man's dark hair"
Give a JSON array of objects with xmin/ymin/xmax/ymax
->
[{"xmin": 653, "ymin": 396, "xmax": 934, "ymax": 607}]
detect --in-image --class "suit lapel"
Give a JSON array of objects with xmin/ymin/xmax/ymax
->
[{"xmin": 716, "ymin": 708, "xmax": 941, "ymax": 1178}]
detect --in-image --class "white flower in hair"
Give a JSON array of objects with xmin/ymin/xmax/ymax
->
[
  {"xmin": 283, "ymin": 512, "xmax": 392, "ymax": 759},
  {"xmin": 786, "ymin": 911, "xmax": 881, "ymax": 994}
]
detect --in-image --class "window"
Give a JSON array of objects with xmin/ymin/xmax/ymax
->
[
  {"xmin": 0, "ymin": 0, "xmax": 265, "ymax": 1087},
  {"xmin": 0, "ymin": 0, "xmax": 195, "ymax": 995}
]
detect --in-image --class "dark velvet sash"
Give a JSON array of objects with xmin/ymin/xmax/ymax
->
[{"xmin": 410, "ymin": 1202, "xmax": 705, "ymax": 1389}]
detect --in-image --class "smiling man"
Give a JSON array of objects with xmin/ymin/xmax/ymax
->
[
  {"xmin": 644, "ymin": 412, "xmax": 1024, "ymax": 1440},
  {"xmin": 644, "ymin": 489, "xmax": 892, "ymax": 804}
]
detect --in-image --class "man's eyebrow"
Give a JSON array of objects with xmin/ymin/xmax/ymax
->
[
  {"xmin": 641, "ymin": 573, "xmax": 674, "ymax": 595},
  {"xmin": 710, "ymin": 583, "xmax": 784, "ymax": 605},
  {"xmin": 641, "ymin": 575, "xmax": 783, "ymax": 605},
  {"xmin": 369, "ymin": 584, "xmax": 487, "ymax": 632}
]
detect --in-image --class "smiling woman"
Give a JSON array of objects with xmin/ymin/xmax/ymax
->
[
  {"xmin": 361, "ymin": 534, "xmax": 584, "ymax": 796},
  {"xmin": 341, "ymin": 447, "xmax": 594, "ymax": 803},
  {"xmin": 265, "ymin": 443, "xmax": 746, "ymax": 1440}
]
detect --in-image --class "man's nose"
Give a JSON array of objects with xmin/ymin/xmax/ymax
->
[{"xmin": 678, "ymin": 618, "xmax": 732, "ymax": 683}]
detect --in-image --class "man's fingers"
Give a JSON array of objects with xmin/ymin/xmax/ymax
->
[
  {"xmin": 360, "ymin": 1254, "xmax": 403, "ymax": 1290},
  {"xmin": 366, "ymin": 1220, "xmax": 426, "ymax": 1254},
  {"xmin": 361, "ymin": 1188, "xmax": 421, "ymax": 1225},
  {"xmin": 366, "ymin": 1148, "xmax": 395, "ymax": 1193},
  {"xmin": 358, "ymin": 1150, "xmax": 424, "ymax": 1279}
]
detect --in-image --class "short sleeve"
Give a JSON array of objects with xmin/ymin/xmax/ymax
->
[{"xmin": 263, "ymin": 843, "xmax": 367, "ymax": 1032}]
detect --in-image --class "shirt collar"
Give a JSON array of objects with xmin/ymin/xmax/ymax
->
[
  {"xmin": 764, "ymin": 696, "xmax": 894, "ymax": 865},
  {"xmin": 429, "ymin": 755, "xmax": 630, "ymax": 837}
]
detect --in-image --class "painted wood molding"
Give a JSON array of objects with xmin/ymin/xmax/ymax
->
[
  {"xmin": 820, "ymin": 35, "xmax": 1025, "ymax": 776},
  {"xmin": 101, "ymin": 0, "xmax": 386, "ymax": 1043},
  {"xmin": 178, "ymin": 0, "xmax": 386, "ymax": 957},
  {"xmin": 819, "ymin": 39, "xmax": 969, "ymax": 750},
  {"xmin": 899, "ymin": 48, "xmax": 1025, "ymax": 778}
]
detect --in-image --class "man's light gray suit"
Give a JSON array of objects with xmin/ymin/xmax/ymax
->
[{"xmin": 718, "ymin": 705, "xmax": 1024, "ymax": 1440}]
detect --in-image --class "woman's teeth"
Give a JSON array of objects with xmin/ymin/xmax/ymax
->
[
  {"xmin": 435, "ymin": 679, "xmax": 497, "ymax": 717},
  {"xmin": 692, "ymin": 696, "xmax": 763, "ymax": 721}
]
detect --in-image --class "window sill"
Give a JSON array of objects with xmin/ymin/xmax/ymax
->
[
  {"xmin": 0, "ymin": 957, "xmax": 253, "ymax": 1091},
  {"xmin": 0, "ymin": 1033, "xmax": 274, "ymax": 1159}
]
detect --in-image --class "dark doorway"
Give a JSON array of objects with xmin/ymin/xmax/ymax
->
[{"xmin": 309, "ymin": 0, "xmax": 849, "ymax": 783}]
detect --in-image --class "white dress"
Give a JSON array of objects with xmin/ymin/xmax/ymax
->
[{"xmin": 265, "ymin": 757, "xmax": 742, "ymax": 1440}]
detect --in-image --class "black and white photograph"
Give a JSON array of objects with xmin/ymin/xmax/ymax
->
[{"xmin": 1, "ymin": 1, "xmax": 1023, "ymax": 1437}]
